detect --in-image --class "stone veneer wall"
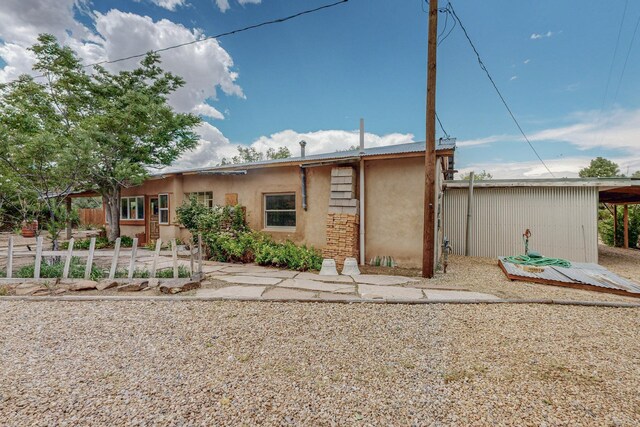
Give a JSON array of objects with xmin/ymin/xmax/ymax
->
[{"xmin": 322, "ymin": 167, "xmax": 359, "ymax": 267}]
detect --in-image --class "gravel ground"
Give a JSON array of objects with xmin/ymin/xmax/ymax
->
[
  {"xmin": 439, "ymin": 304, "xmax": 640, "ymax": 426},
  {"xmin": 0, "ymin": 301, "xmax": 449, "ymax": 426},
  {"xmin": 598, "ymin": 245, "xmax": 640, "ymax": 282}
]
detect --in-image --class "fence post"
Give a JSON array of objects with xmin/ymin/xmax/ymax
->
[
  {"xmin": 150, "ymin": 239, "xmax": 162, "ymax": 278},
  {"xmin": 34, "ymin": 236, "xmax": 43, "ymax": 279},
  {"xmin": 84, "ymin": 237, "xmax": 96, "ymax": 280},
  {"xmin": 198, "ymin": 233, "xmax": 203, "ymax": 277},
  {"xmin": 172, "ymin": 239, "xmax": 178, "ymax": 279},
  {"xmin": 63, "ymin": 238, "xmax": 75, "ymax": 279},
  {"xmin": 6, "ymin": 236, "xmax": 13, "ymax": 279},
  {"xmin": 128, "ymin": 238, "xmax": 139, "ymax": 279},
  {"xmin": 189, "ymin": 237, "xmax": 194, "ymax": 277},
  {"xmin": 109, "ymin": 238, "xmax": 121, "ymax": 279}
]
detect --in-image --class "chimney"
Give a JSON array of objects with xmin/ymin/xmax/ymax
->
[
  {"xmin": 299, "ymin": 140, "xmax": 307, "ymax": 158},
  {"xmin": 359, "ymin": 118, "xmax": 365, "ymax": 154}
]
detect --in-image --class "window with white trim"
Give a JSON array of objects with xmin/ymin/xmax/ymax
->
[
  {"xmin": 264, "ymin": 193, "xmax": 296, "ymax": 228},
  {"xmin": 186, "ymin": 191, "xmax": 214, "ymax": 209},
  {"xmin": 120, "ymin": 196, "xmax": 144, "ymax": 220},
  {"xmin": 159, "ymin": 194, "xmax": 169, "ymax": 224}
]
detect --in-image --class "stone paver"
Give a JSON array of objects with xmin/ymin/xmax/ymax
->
[
  {"xmin": 295, "ymin": 272, "xmax": 353, "ymax": 283},
  {"xmin": 236, "ymin": 270, "xmax": 299, "ymax": 279},
  {"xmin": 262, "ymin": 288, "xmax": 317, "ymax": 300},
  {"xmin": 355, "ymin": 274, "xmax": 419, "ymax": 286},
  {"xmin": 424, "ymin": 289, "xmax": 500, "ymax": 301},
  {"xmin": 278, "ymin": 278, "xmax": 356, "ymax": 293},
  {"xmin": 358, "ymin": 284, "xmax": 425, "ymax": 300},
  {"xmin": 317, "ymin": 292, "xmax": 362, "ymax": 301},
  {"xmin": 212, "ymin": 275, "xmax": 282, "ymax": 286},
  {"xmin": 219, "ymin": 265, "xmax": 278, "ymax": 274},
  {"xmin": 196, "ymin": 286, "xmax": 266, "ymax": 298}
]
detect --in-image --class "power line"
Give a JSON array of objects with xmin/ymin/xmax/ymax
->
[
  {"xmin": 612, "ymin": 11, "xmax": 640, "ymax": 104},
  {"xmin": 436, "ymin": 112, "xmax": 449, "ymax": 138},
  {"xmin": 0, "ymin": 0, "xmax": 349, "ymax": 87},
  {"xmin": 446, "ymin": 2, "xmax": 555, "ymax": 177},
  {"xmin": 600, "ymin": 0, "xmax": 628, "ymax": 111}
]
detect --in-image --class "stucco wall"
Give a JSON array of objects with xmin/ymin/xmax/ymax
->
[
  {"xmin": 115, "ymin": 165, "xmax": 332, "ymax": 250},
  {"xmin": 364, "ymin": 156, "xmax": 425, "ymax": 268}
]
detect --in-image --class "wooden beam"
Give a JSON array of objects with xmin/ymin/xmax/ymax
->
[
  {"xmin": 109, "ymin": 238, "xmax": 121, "ymax": 279},
  {"xmin": 422, "ymin": 0, "xmax": 438, "ymax": 278},
  {"xmin": 624, "ymin": 204, "xmax": 629, "ymax": 249},
  {"xmin": 34, "ymin": 237, "xmax": 43, "ymax": 279},
  {"xmin": 62, "ymin": 238, "xmax": 75, "ymax": 279},
  {"xmin": 6, "ymin": 236, "xmax": 13, "ymax": 279}
]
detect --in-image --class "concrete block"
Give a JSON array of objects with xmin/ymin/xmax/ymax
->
[
  {"xmin": 331, "ymin": 191, "xmax": 354, "ymax": 199},
  {"xmin": 331, "ymin": 177, "xmax": 353, "ymax": 185},
  {"xmin": 331, "ymin": 167, "xmax": 354, "ymax": 177},
  {"xmin": 341, "ymin": 207, "xmax": 359, "ymax": 215},
  {"xmin": 319, "ymin": 259, "xmax": 339, "ymax": 275},
  {"xmin": 330, "ymin": 199, "xmax": 359, "ymax": 207},
  {"xmin": 331, "ymin": 184, "xmax": 355, "ymax": 192}
]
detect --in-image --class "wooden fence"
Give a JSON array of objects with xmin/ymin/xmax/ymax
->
[
  {"xmin": 1, "ymin": 235, "xmax": 203, "ymax": 282},
  {"xmin": 78, "ymin": 208, "xmax": 105, "ymax": 226}
]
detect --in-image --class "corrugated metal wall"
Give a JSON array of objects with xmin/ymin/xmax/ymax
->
[{"xmin": 443, "ymin": 186, "xmax": 599, "ymax": 262}]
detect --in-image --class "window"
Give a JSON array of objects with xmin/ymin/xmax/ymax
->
[
  {"xmin": 186, "ymin": 191, "xmax": 214, "ymax": 209},
  {"xmin": 264, "ymin": 193, "xmax": 296, "ymax": 228},
  {"xmin": 120, "ymin": 196, "xmax": 144, "ymax": 220},
  {"xmin": 159, "ymin": 194, "xmax": 169, "ymax": 224}
]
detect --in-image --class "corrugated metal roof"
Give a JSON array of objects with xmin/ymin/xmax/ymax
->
[
  {"xmin": 155, "ymin": 141, "xmax": 455, "ymax": 176},
  {"xmin": 445, "ymin": 177, "xmax": 640, "ymax": 189},
  {"xmin": 499, "ymin": 257, "xmax": 640, "ymax": 296}
]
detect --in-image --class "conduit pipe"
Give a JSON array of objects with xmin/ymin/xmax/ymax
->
[{"xmin": 359, "ymin": 118, "xmax": 366, "ymax": 266}]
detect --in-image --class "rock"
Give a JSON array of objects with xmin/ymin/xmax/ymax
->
[
  {"xmin": 116, "ymin": 281, "xmax": 148, "ymax": 292},
  {"xmin": 96, "ymin": 280, "xmax": 119, "ymax": 291},
  {"xmin": 159, "ymin": 279, "xmax": 200, "ymax": 294},
  {"xmin": 53, "ymin": 288, "xmax": 67, "ymax": 295},
  {"xmin": 15, "ymin": 283, "xmax": 46, "ymax": 296},
  {"xmin": 69, "ymin": 280, "xmax": 99, "ymax": 291},
  {"xmin": 32, "ymin": 288, "xmax": 51, "ymax": 296},
  {"xmin": 147, "ymin": 278, "xmax": 159, "ymax": 288}
]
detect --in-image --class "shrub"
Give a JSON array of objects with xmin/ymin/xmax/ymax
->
[
  {"xmin": 599, "ymin": 206, "xmax": 640, "ymax": 248},
  {"xmin": 15, "ymin": 258, "xmax": 104, "ymax": 281}
]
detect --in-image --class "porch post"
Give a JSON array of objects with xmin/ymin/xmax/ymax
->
[
  {"xmin": 623, "ymin": 204, "xmax": 629, "ymax": 249},
  {"xmin": 613, "ymin": 204, "xmax": 617, "ymax": 247}
]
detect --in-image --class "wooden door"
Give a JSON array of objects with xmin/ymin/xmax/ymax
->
[{"xmin": 149, "ymin": 197, "xmax": 160, "ymax": 241}]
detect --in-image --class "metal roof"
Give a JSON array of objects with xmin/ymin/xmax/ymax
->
[
  {"xmin": 155, "ymin": 141, "xmax": 455, "ymax": 176},
  {"xmin": 445, "ymin": 177, "xmax": 640, "ymax": 189}
]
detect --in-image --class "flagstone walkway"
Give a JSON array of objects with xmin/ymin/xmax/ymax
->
[{"xmin": 183, "ymin": 261, "xmax": 499, "ymax": 302}]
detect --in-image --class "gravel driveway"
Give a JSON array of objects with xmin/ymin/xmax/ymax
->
[{"xmin": 1, "ymin": 300, "xmax": 639, "ymax": 426}]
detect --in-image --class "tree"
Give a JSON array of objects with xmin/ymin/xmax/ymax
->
[
  {"xmin": 220, "ymin": 146, "xmax": 291, "ymax": 165},
  {"xmin": 0, "ymin": 36, "xmax": 89, "ymax": 247},
  {"xmin": 579, "ymin": 157, "xmax": 621, "ymax": 178},
  {"xmin": 2, "ymin": 35, "xmax": 202, "ymax": 242},
  {"xmin": 460, "ymin": 170, "xmax": 493, "ymax": 180},
  {"xmin": 632, "ymin": 170, "xmax": 640, "ymax": 179}
]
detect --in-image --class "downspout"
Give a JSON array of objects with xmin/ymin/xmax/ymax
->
[
  {"xmin": 359, "ymin": 119, "xmax": 366, "ymax": 265},
  {"xmin": 299, "ymin": 140, "xmax": 308, "ymax": 211}
]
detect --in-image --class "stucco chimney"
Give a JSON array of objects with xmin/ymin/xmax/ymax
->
[
  {"xmin": 359, "ymin": 118, "xmax": 365, "ymax": 154},
  {"xmin": 299, "ymin": 140, "xmax": 307, "ymax": 158}
]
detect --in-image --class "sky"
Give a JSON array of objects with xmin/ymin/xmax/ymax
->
[{"xmin": 1, "ymin": 0, "xmax": 639, "ymax": 178}]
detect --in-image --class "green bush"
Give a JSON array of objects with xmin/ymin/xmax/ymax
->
[
  {"xmin": 60, "ymin": 235, "xmax": 134, "ymax": 250},
  {"xmin": 599, "ymin": 206, "xmax": 640, "ymax": 248},
  {"xmin": 14, "ymin": 258, "xmax": 104, "ymax": 281}
]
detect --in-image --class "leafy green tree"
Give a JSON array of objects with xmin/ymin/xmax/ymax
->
[
  {"xmin": 460, "ymin": 170, "xmax": 493, "ymax": 180},
  {"xmin": 579, "ymin": 157, "xmax": 621, "ymax": 178},
  {"xmin": 632, "ymin": 170, "xmax": 640, "ymax": 179},
  {"xmin": 599, "ymin": 206, "xmax": 640, "ymax": 248},
  {"xmin": 0, "ymin": 37, "xmax": 89, "ymax": 247},
  {"xmin": 1, "ymin": 35, "xmax": 202, "ymax": 242},
  {"xmin": 221, "ymin": 145, "xmax": 291, "ymax": 165}
]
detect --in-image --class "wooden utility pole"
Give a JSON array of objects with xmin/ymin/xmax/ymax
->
[{"xmin": 422, "ymin": 0, "xmax": 438, "ymax": 278}]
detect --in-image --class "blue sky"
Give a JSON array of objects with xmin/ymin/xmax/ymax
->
[{"xmin": 1, "ymin": 0, "xmax": 640, "ymax": 177}]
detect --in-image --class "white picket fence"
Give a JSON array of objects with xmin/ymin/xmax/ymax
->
[{"xmin": 2, "ymin": 234, "xmax": 203, "ymax": 281}]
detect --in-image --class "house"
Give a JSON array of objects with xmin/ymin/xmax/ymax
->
[
  {"xmin": 111, "ymin": 139, "xmax": 456, "ymax": 268},
  {"xmin": 443, "ymin": 178, "xmax": 640, "ymax": 263}
]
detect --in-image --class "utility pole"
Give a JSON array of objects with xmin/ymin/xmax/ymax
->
[{"xmin": 422, "ymin": 0, "xmax": 438, "ymax": 278}]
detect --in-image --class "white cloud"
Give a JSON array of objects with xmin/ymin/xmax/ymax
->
[
  {"xmin": 523, "ymin": 59, "xmax": 530, "ymax": 64},
  {"xmin": 530, "ymin": 31, "xmax": 555, "ymax": 40},
  {"xmin": 167, "ymin": 122, "xmax": 237, "ymax": 170},
  {"xmin": 214, "ymin": 0, "xmax": 262, "ymax": 12},
  {"xmin": 249, "ymin": 129, "xmax": 415, "ymax": 158},
  {"xmin": 215, "ymin": 0, "xmax": 230, "ymax": 13},
  {"xmin": 456, "ymin": 134, "xmax": 514, "ymax": 148},
  {"xmin": 510, "ymin": 75, "xmax": 518, "ymax": 81},
  {"xmin": 148, "ymin": 0, "xmax": 187, "ymax": 11}
]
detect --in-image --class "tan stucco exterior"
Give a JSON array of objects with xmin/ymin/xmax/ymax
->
[{"xmin": 110, "ymin": 153, "xmax": 440, "ymax": 268}]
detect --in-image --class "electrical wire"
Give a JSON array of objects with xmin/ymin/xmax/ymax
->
[
  {"xmin": 436, "ymin": 112, "xmax": 450, "ymax": 138},
  {"xmin": 611, "ymin": 11, "xmax": 640, "ymax": 105},
  {"xmin": 600, "ymin": 0, "xmax": 628, "ymax": 111},
  {"xmin": 0, "ymin": 0, "xmax": 349, "ymax": 87},
  {"xmin": 446, "ymin": 2, "xmax": 555, "ymax": 177}
]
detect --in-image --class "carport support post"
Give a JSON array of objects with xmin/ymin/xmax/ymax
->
[
  {"xmin": 465, "ymin": 171, "xmax": 474, "ymax": 256},
  {"xmin": 623, "ymin": 204, "xmax": 629, "ymax": 249},
  {"xmin": 613, "ymin": 205, "xmax": 617, "ymax": 247}
]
